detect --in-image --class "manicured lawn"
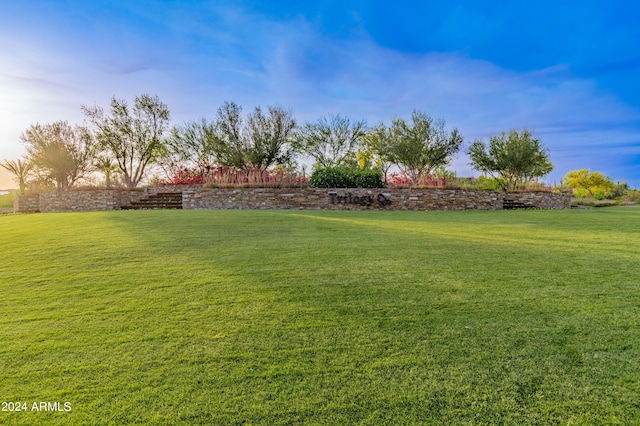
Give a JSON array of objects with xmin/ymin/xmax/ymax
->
[{"xmin": 1, "ymin": 208, "xmax": 639, "ymax": 424}]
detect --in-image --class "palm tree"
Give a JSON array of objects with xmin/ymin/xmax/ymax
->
[
  {"xmin": 1, "ymin": 158, "xmax": 34, "ymax": 195},
  {"xmin": 94, "ymin": 156, "xmax": 120, "ymax": 188}
]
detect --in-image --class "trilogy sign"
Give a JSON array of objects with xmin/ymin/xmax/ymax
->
[{"xmin": 329, "ymin": 192, "xmax": 392, "ymax": 207}]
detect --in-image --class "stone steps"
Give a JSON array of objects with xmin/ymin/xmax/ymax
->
[
  {"xmin": 503, "ymin": 199, "xmax": 535, "ymax": 210},
  {"xmin": 121, "ymin": 192, "xmax": 183, "ymax": 210}
]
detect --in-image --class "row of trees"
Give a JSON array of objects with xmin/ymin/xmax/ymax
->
[
  {"xmin": 1, "ymin": 94, "xmax": 169, "ymax": 193},
  {"xmin": 2, "ymin": 93, "xmax": 554, "ymax": 193}
]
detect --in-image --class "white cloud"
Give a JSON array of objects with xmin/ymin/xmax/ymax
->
[{"xmin": 1, "ymin": 4, "xmax": 639, "ymax": 186}]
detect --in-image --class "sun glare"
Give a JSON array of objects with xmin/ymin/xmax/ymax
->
[{"xmin": 0, "ymin": 169, "xmax": 14, "ymax": 190}]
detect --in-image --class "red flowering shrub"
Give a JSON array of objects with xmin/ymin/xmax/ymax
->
[
  {"xmin": 157, "ymin": 165, "xmax": 208, "ymax": 185},
  {"xmin": 157, "ymin": 164, "xmax": 309, "ymax": 187},
  {"xmin": 386, "ymin": 172, "xmax": 447, "ymax": 188},
  {"xmin": 205, "ymin": 166, "xmax": 309, "ymax": 187}
]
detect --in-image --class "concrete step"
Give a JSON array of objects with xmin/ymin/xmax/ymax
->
[
  {"xmin": 121, "ymin": 192, "xmax": 183, "ymax": 210},
  {"xmin": 503, "ymin": 199, "xmax": 535, "ymax": 210}
]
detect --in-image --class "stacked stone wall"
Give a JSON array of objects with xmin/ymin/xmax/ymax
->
[
  {"xmin": 14, "ymin": 187, "xmax": 570, "ymax": 213},
  {"xmin": 13, "ymin": 194, "xmax": 40, "ymax": 212},
  {"xmin": 144, "ymin": 184, "xmax": 201, "ymax": 196},
  {"xmin": 184, "ymin": 187, "xmax": 568, "ymax": 211},
  {"xmin": 14, "ymin": 190, "xmax": 144, "ymax": 213},
  {"xmin": 506, "ymin": 191, "xmax": 571, "ymax": 209}
]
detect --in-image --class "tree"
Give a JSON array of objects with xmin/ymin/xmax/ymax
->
[
  {"xmin": 563, "ymin": 169, "xmax": 615, "ymax": 199},
  {"xmin": 21, "ymin": 121, "xmax": 95, "ymax": 192},
  {"xmin": 293, "ymin": 114, "xmax": 367, "ymax": 169},
  {"xmin": 166, "ymin": 102, "xmax": 296, "ymax": 182},
  {"xmin": 165, "ymin": 118, "xmax": 218, "ymax": 176},
  {"xmin": 243, "ymin": 105, "xmax": 296, "ymax": 177},
  {"xmin": 386, "ymin": 111, "xmax": 463, "ymax": 182},
  {"xmin": 94, "ymin": 156, "xmax": 120, "ymax": 188},
  {"xmin": 1, "ymin": 158, "xmax": 34, "ymax": 194},
  {"xmin": 210, "ymin": 101, "xmax": 246, "ymax": 169},
  {"xmin": 361, "ymin": 123, "xmax": 394, "ymax": 180},
  {"xmin": 83, "ymin": 94, "xmax": 170, "ymax": 188},
  {"xmin": 468, "ymin": 129, "xmax": 553, "ymax": 191}
]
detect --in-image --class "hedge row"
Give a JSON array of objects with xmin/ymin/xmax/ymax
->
[{"xmin": 309, "ymin": 167, "xmax": 385, "ymax": 188}]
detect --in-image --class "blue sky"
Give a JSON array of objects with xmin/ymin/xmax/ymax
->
[{"xmin": 1, "ymin": 0, "xmax": 639, "ymax": 188}]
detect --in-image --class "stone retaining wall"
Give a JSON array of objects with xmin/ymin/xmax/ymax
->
[
  {"xmin": 184, "ymin": 187, "xmax": 570, "ymax": 211},
  {"xmin": 14, "ymin": 187, "xmax": 570, "ymax": 213},
  {"xmin": 13, "ymin": 194, "xmax": 40, "ymax": 213},
  {"xmin": 15, "ymin": 190, "xmax": 144, "ymax": 213},
  {"xmin": 145, "ymin": 184, "xmax": 201, "ymax": 196},
  {"xmin": 506, "ymin": 191, "xmax": 571, "ymax": 209}
]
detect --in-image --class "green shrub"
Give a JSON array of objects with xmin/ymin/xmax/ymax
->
[
  {"xmin": 474, "ymin": 176, "xmax": 504, "ymax": 191},
  {"xmin": 309, "ymin": 167, "xmax": 384, "ymax": 188},
  {"xmin": 563, "ymin": 169, "xmax": 616, "ymax": 199},
  {"xmin": 571, "ymin": 186, "xmax": 618, "ymax": 200},
  {"xmin": 0, "ymin": 191, "xmax": 16, "ymax": 208},
  {"xmin": 590, "ymin": 187, "xmax": 610, "ymax": 200},
  {"xmin": 607, "ymin": 182, "xmax": 629, "ymax": 199},
  {"xmin": 309, "ymin": 167, "xmax": 350, "ymax": 188},
  {"xmin": 571, "ymin": 188, "xmax": 589, "ymax": 199},
  {"xmin": 593, "ymin": 201, "xmax": 620, "ymax": 207},
  {"xmin": 350, "ymin": 169, "xmax": 385, "ymax": 188},
  {"xmin": 571, "ymin": 200, "xmax": 595, "ymax": 207},
  {"xmin": 624, "ymin": 189, "xmax": 640, "ymax": 204},
  {"xmin": 571, "ymin": 199, "xmax": 620, "ymax": 208}
]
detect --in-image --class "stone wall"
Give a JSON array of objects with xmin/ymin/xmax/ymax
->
[
  {"xmin": 14, "ymin": 190, "xmax": 144, "ymax": 213},
  {"xmin": 14, "ymin": 186, "xmax": 570, "ymax": 213},
  {"xmin": 506, "ymin": 191, "xmax": 571, "ymax": 209},
  {"xmin": 13, "ymin": 194, "xmax": 40, "ymax": 213},
  {"xmin": 184, "ymin": 187, "xmax": 569, "ymax": 211},
  {"xmin": 144, "ymin": 184, "xmax": 201, "ymax": 196}
]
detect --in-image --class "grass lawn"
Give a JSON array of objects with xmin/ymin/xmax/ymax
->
[{"xmin": 1, "ymin": 208, "xmax": 639, "ymax": 424}]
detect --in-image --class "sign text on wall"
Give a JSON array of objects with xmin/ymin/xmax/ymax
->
[{"xmin": 329, "ymin": 192, "xmax": 392, "ymax": 206}]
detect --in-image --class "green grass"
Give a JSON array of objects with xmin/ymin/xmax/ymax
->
[{"xmin": 1, "ymin": 208, "xmax": 639, "ymax": 424}]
